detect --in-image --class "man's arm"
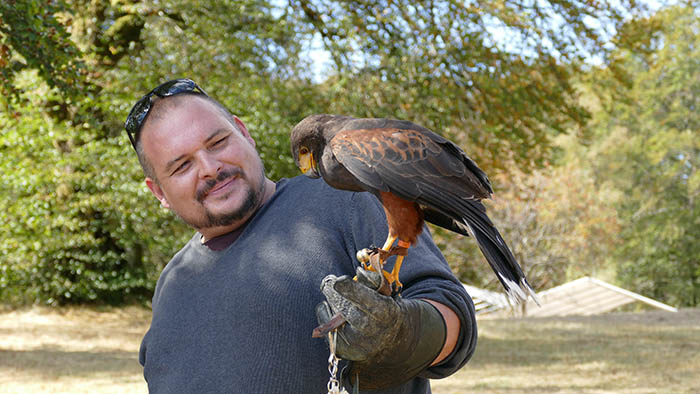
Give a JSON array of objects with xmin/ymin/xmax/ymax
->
[
  {"xmin": 424, "ymin": 299, "xmax": 460, "ymax": 366},
  {"xmin": 325, "ymin": 190, "xmax": 478, "ymax": 388}
]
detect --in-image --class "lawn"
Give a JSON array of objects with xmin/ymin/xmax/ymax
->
[
  {"xmin": 431, "ymin": 309, "xmax": 700, "ymax": 393},
  {"xmin": 1, "ymin": 306, "xmax": 698, "ymax": 393}
]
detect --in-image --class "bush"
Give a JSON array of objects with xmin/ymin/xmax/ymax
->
[{"xmin": 0, "ymin": 76, "xmax": 191, "ymax": 305}]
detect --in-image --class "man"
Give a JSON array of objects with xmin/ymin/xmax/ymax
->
[{"xmin": 126, "ymin": 79, "xmax": 477, "ymax": 393}]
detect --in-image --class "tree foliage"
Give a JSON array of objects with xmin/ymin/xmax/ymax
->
[
  {"xmin": 291, "ymin": 0, "xmax": 647, "ymax": 171},
  {"xmin": 585, "ymin": 4, "xmax": 700, "ymax": 306},
  {"xmin": 433, "ymin": 153, "xmax": 620, "ymax": 294},
  {"xmin": 0, "ymin": 1, "xmax": 188, "ymax": 304},
  {"xmin": 0, "ymin": 0, "xmax": 86, "ymax": 98},
  {"xmin": 1, "ymin": 0, "xmax": 660, "ymax": 305}
]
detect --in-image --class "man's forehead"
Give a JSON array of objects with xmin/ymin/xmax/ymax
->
[
  {"xmin": 141, "ymin": 95, "xmax": 232, "ymax": 154},
  {"xmin": 140, "ymin": 95, "xmax": 235, "ymax": 142},
  {"xmin": 146, "ymin": 93, "xmax": 215, "ymax": 124}
]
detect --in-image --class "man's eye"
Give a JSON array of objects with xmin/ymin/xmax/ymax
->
[
  {"xmin": 212, "ymin": 136, "xmax": 228, "ymax": 147},
  {"xmin": 173, "ymin": 161, "xmax": 190, "ymax": 175}
]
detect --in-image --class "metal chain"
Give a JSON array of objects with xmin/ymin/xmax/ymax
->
[{"xmin": 326, "ymin": 330, "xmax": 348, "ymax": 394}]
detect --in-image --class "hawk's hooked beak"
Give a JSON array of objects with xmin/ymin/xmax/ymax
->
[{"xmin": 298, "ymin": 149, "xmax": 320, "ymax": 178}]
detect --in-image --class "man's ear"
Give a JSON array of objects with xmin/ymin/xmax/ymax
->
[
  {"xmin": 233, "ymin": 115, "xmax": 255, "ymax": 147},
  {"xmin": 145, "ymin": 177, "xmax": 170, "ymax": 209}
]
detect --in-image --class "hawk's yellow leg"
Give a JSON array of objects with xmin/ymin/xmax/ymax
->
[
  {"xmin": 384, "ymin": 239, "xmax": 410, "ymax": 290},
  {"xmin": 374, "ymin": 235, "xmax": 398, "ymax": 284},
  {"xmin": 356, "ymin": 235, "xmax": 409, "ymax": 291},
  {"xmin": 358, "ymin": 235, "xmax": 396, "ymax": 283}
]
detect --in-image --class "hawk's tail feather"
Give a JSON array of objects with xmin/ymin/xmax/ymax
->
[
  {"xmin": 497, "ymin": 274, "xmax": 541, "ymax": 307},
  {"xmin": 461, "ymin": 201, "xmax": 538, "ymax": 305}
]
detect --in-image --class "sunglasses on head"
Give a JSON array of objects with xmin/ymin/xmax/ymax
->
[{"xmin": 124, "ymin": 78, "xmax": 208, "ymax": 150}]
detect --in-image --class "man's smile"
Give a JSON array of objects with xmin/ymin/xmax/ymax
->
[
  {"xmin": 196, "ymin": 168, "xmax": 243, "ymax": 202},
  {"xmin": 208, "ymin": 176, "xmax": 237, "ymax": 197}
]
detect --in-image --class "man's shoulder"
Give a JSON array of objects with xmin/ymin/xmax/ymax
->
[
  {"xmin": 151, "ymin": 233, "xmax": 205, "ymax": 297},
  {"xmin": 274, "ymin": 176, "xmax": 385, "ymax": 231},
  {"xmin": 276, "ymin": 175, "xmax": 352, "ymax": 204},
  {"xmin": 279, "ymin": 175, "xmax": 333, "ymax": 193}
]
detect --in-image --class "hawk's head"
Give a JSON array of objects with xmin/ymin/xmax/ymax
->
[{"xmin": 290, "ymin": 114, "xmax": 349, "ymax": 178}]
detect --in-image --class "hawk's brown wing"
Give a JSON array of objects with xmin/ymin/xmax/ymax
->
[{"xmin": 329, "ymin": 127, "xmax": 491, "ymax": 209}]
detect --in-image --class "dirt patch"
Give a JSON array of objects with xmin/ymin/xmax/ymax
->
[{"xmin": 0, "ymin": 306, "xmax": 151, "ymax": 394}]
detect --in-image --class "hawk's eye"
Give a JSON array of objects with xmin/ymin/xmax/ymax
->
[{"xmin": 299, "ymin": 146, "xmax": 310, "ymax": 155}]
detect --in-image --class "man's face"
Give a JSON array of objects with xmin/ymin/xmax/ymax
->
[{"xmin": 140, "ymin": 95, "xmax": 267, "ymax": 235}]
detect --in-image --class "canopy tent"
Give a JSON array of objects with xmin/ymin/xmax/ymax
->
[{"xmin": 464, "ymin": 276, "xmax": 678, "ymax": 318}]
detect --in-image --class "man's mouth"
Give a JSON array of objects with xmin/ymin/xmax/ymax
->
[
  {"xmin": 208, "ymin": 177, "xmax": 236, "ymax": 196},
  {"xmin": 197, "ymin": 169, "xmax": 242, "ymax": 202}
]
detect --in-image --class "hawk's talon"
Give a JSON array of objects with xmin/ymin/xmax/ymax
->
[
  {"xmin": 383, "ymin": 254, "xmax": 405, "ymax": 295},
  {"xmin": 354, "ymin": 246, "xmax": 406, "ymax": 295},
  {"xmin": 380, "ymin": 269, "xmax": 394, "ymax": 284},
  {"xmin": 383, "ymin": 269, "xmax": 403, "ymax": 294}
]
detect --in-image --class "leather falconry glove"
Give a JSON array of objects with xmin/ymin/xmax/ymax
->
[{"xmin": 316, "ymin": 267, "xmax": 447, "ymax": 391}]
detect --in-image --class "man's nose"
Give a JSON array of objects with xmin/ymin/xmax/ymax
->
[{"xmin": 197, "ymin": 153, "xmax": 222, "ymax": 179}]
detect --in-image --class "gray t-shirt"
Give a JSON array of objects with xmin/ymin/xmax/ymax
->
[{"xmin": 139, "ymin": 176, "xmax": 477, "ymax": 393}]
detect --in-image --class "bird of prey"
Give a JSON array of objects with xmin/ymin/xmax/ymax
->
[{"xmin": 291, "ymin": 114, "xmax": 537, "ymax": 303}]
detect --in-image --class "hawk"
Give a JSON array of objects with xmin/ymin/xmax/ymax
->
[{"xmin": 291, "ymin": 114, "xmax": 537, "ymax": 303}]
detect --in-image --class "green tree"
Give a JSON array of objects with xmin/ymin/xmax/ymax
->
[
  {"xmin": 586, "ymin": 4, "xmax": 700, "ymax": 306},
  {"xmin": 1, "ymin": 0, "xmax": 177, "ymax": 304},
  {"xmin": 0, "ymin": 0, "xmax": 653, "ymax": 305},
  {"xmin": 291, "ymin": 0, "xmax": 648, "ymax": 171},
  {"xmin": 433, "ymin": 153, "xmax": 620, "ymax": 295},
  {"xmin": 0, "ymin": 0, "xmax": 85, "ymax": 98}
]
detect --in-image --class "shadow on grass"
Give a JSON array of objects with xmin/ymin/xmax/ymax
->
[{"xmin": 0, "ymin": 346, "xmax": 141, "ymax": 378}]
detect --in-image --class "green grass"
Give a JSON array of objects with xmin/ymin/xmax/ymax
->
[{"xmin": 1, "ymin": 307, "xmax": 698, "ymax": 393}]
